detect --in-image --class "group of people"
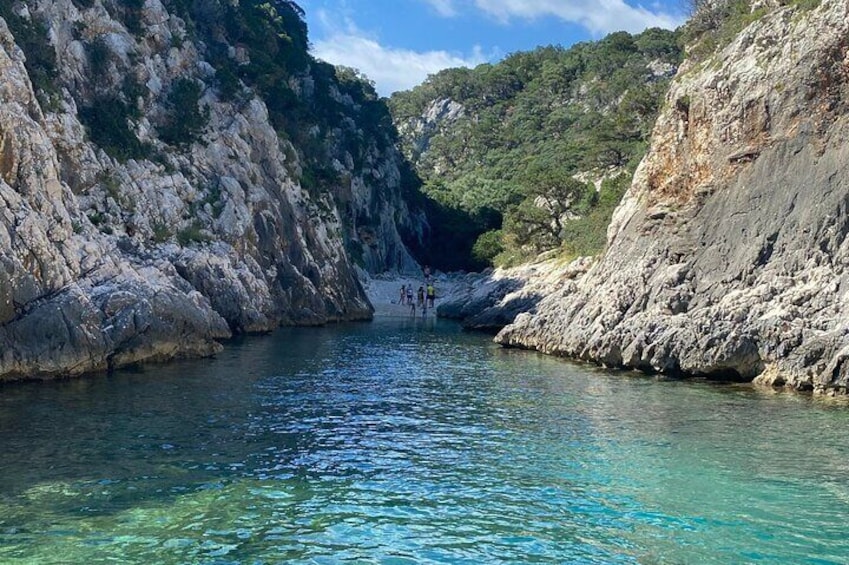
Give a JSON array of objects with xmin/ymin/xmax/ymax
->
[{"xmin": 399, "ymin": 266, "xmax": 436, "ymax": 317}]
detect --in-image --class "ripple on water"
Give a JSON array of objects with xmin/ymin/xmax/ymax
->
[{"xmin": 0, "ymin": 321, "xmax": 848, "ymax": 564}]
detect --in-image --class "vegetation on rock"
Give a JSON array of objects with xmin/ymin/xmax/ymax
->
[
  {"xmin": 78, "ymin": 93, "xmax": 150, "ymax": 162},
  {"xmin": 159, "ymin": 0, "xmax": 415, "ymax": 263},
  {"xmin": 162, "ymin": 0, "xmax": 394, "ymax": 180},
  {"xmin": 0, "ymin": 3, "xmax": 58, "ymax": 108},
  {"xmin": 157, "ymin": 78, "xmax": 210, "ymax": 148},
  {"xmin": 2, "ymin": 0, "xmax": 682, "ymax": 274},
  {"xmin": 684, "ymin": 0, "xmax": 821, "ymax": 61},
  {"xmin": 390, "ymin": 28, "xmax": 682, "ymax": 269}
]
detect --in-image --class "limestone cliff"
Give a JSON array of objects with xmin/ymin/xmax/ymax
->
[
  {"xmin": 0, "ymin": 0, "xmax": 423, "ymax": 379},
  {"xmin": 437, "ymin": 258, "xmax": 591, "ymax": 332},
  {"xmin": 497, "ymin": 0, "xmax": 849, "ymax": 395}
]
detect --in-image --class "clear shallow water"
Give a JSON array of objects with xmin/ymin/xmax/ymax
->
[{"xmin": 1, "ymin": 319, "xmax": 848, "ymax": 564}]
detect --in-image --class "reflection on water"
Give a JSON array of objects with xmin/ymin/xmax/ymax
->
[{"xmin": 0, "ymin": 319, "xmax": 848, "ymax": 564}]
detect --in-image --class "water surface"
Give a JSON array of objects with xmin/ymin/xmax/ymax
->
[{"xmin": 1, "ymin": 318, "xmax": 848, "ymax": 564}]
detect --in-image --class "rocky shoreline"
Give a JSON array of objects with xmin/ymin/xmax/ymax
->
[
  {"xmin": 488, "ymin": 1, "xmax": 849, "ymax": 396},
  {"xmin": 436, "ymin": 259, "xmax": 592, "ymax": 333},
  {"xmin": 3, "ymin": 1, "xmax": 849, "ymax": 395}
]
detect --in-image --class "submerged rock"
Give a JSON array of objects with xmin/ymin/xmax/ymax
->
[{"xmin": 496, "ymin": 1, "xmax": 849, "ymax": 395}]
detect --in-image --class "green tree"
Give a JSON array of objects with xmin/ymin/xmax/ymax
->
[
  {"xmin": 506, "ymin": 169, "xmax": 594, "ymax": 253},
  {"xmin": 389, "ymin": 27, "xmax": 682, "ymax": 268},
  {"xmin": 79, "ymin": 95, "xmax": 150, "ymax": 162},
  {"xmin": 472, "ymin": 230, "xmax": 504, "ymax": 264},
  {"xmin": 158, "ymin": 78, "xmax": 210, "ymax": 148},
  {"xmin": 389, "ymin": 28, "xmax": 682, "ymax": 268}
]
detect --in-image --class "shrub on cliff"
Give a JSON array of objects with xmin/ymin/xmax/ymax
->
[
  {"xmin": 157, "ymin": 78, "xmax": 210, "ymax": 148},
  {"xmin": 79, "ymin": 94, "xmax": 151, "ymax": 162},
  {"xmin": 0, "ymin": 3, "xmax": 58, "ymax": 108},
  {"xmin": 684, "ymin": 0, "xmax": 821, "ymax": 61}
]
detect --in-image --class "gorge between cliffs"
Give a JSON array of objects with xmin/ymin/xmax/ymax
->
[
  {"xmin": 1, "ymin": 0, "xmax": 848, "ymax": 399},
  {"xmin": 3, "ymin": 1, "xmax": 849, "ymax": 563}
]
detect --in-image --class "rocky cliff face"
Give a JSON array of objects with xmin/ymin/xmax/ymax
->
[
  {"xmin": 437, "ymin": 258, "xmax": 591, "ymax": 332},
  {"xmin": 497, "ymin": 0, "xmax": 849, "ymax": 395},
  {"xmin": 0, "ymin": 0, "xmax": 423, "ymax": 380},
  {"xmin": 394, "ymin": 97, "xmax": 465, "ymax": 176}
]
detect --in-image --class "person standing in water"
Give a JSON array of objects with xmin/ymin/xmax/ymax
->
[
  {"xmin": 399, "ymin": 284, "xmax": 406, "ymax": 305},
  {"xmin": 426, "ymin": 283, "xmax": 435, "ymax": 308}
]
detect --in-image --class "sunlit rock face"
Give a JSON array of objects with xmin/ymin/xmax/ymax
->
[
  {"xmin": 0, "ymin": 0, "xmax": 424, "ymax": 379},
  {"xmin": 498, "ymin": 1, "xmax": 849, "ymax": 395}
]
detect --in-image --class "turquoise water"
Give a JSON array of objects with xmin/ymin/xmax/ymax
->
[{"xmin": 1, "ymin": 319, "xmax": 848, "ymax": 564}]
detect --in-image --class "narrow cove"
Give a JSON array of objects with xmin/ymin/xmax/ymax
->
[{"xmin": 0, "ymin": 318, "xmax": 847, "ymax": 564}]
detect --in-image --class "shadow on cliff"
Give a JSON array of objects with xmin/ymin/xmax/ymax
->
[{"xmin": 437, "ymin": 276, "xmax": 543, "ymax": 334}]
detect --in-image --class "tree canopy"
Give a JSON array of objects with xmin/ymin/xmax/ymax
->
[{"xmin": 390, "ymin": 28, "xmax": 682, "ymax": 268}]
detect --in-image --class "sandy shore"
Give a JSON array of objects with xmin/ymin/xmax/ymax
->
[{"xmin": 360, "ymin": 272, "xmax": 462, "ymax": 318}]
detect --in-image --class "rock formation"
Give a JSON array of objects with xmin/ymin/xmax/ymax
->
[
  {"xmin": 394, "ymin": 97, "xmax": 466, "ymax": 174},
  {"xmin": 437, "ymin": 259, "xmax": 591, "ymax": 332},
  {"xmin": 496, "ymin": 0, "xmax": 849, "ymax": 395},
  {"xmin": 0, "ymin": 0, "xmax": 424, "ymax": 379}
]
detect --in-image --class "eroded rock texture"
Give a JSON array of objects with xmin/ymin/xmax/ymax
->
[
  {"xmin": 438, "ymin": 259, "xmax": 591, "ymax": 333},
  {"xmin": 497, "ymin": 1, "xmax": 849, "ymax": 395},
  {"xmin": 0, "ymin": 1, "xmax": 422, "ymax": 379}
]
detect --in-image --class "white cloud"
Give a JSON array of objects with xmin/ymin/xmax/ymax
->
[
  {"xmin": 310, "ymin": 12, "xmax": 486, "ymax": 96},
  {"xmin": 306, "ymin": 0, "xmax": 684, "ymax": 96},
  {"xmin": 422, "ymin": 0, "xmax": 458, "ymax": 17},
  {"xmin": 436, "ymin": 0, "xmax": 683, "ymax": 35}
]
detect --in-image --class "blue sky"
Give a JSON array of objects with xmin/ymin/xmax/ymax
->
[{"xmin": 299, "ymin": 0, "xmax": 688, "ymax": 96}]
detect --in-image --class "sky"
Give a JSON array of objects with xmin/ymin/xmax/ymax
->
[{"xmin": 299, "ymin": 0, "xmax": 688, "ymax": 96}]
